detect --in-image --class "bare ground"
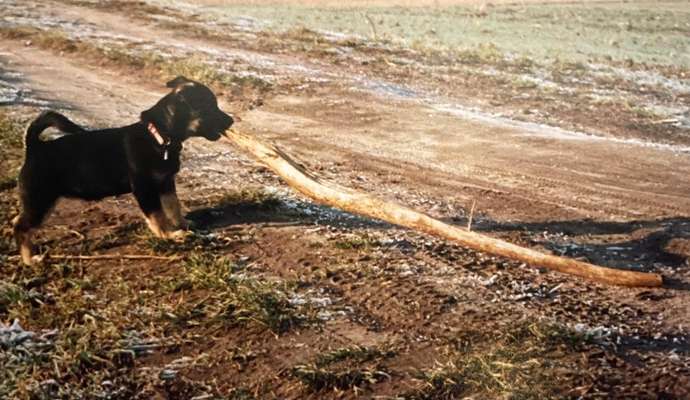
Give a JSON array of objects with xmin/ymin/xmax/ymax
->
[{"xmin": 1, "ymin": 0, "xmax": 689, "ymax": 399}]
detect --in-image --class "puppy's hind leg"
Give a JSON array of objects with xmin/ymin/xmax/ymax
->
[
  {"xmin": 13, "ymin": 198, "xmax": 56, "ymax": 266},
  {"xmin": 13, "ymin": 214, "xmax": 35, "ymax": 266}
]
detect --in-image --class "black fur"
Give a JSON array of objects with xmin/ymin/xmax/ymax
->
[{"xmin": 13, "ymin": 76, "xmax": 233, "ymax": 264}]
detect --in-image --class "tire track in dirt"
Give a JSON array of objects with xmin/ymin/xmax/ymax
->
[{"xmin": 468, "ymin": 165, "xmax": 690, "ymax": 218}]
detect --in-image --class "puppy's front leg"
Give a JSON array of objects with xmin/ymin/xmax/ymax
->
[
  {"xmin": 159, "ymin": 178, "xmax": 190, "ymax": 230},
  {"xmin": 132, "ymin": 177, "xmax": 185, "ymax": 240}
]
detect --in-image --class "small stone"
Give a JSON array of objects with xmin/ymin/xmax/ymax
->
[{"xmin": 159, "ymin": 369, "xmax": 177, "ymax": 380}]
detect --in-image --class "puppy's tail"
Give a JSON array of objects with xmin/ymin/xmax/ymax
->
[{"xmin": 25, "ymin": 110, "xmax": 85, "ymax": 151}]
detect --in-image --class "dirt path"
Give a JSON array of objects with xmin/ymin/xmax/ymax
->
[
  {"xmin": 1, "ymin": 1, "xmax": 690, "ymax": 398},
  {"xmin": 0, "ymin": 43, "xmax": 160, "ymax": 124}
]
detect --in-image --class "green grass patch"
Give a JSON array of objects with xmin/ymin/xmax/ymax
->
[
  {"xmin": 0, "ymin": 282, "xmax": 32, "ymax": 315},
  {"xmin": 292, "ymin": 364, "xmax": 390, "ymax": 393},
  {"xmin": 160, "ymin": 57, "xmax": 272, "ymax": 92},
  {"xmin": 0, "ymin": 261, "xmax": 155, "ymax": 399},
  {"xmin": 292, "ymin": 344, "xmax": 395, "ymax": 393},
  {"xmin": 167, "ymin": 253, "xmax": 315, "ymax": 334},
  {"xmin": 0, "ymin": 110, "xmax": 24, "ymax": 150},
  {"xmin": 0, "ymin": 111, "xmax": 25, "ymax": 254},
  {"xmin": 406, "ymin": 321, "xmax": 593, "ymax": 399},
  {"xmin": 0, "ymin": 198, "xmax": 18, "ymax": 255}
]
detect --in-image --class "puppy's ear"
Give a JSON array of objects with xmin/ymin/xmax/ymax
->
[{"xmin": 166, "ymin": 76, "xmax": 192, "ymax": 89}]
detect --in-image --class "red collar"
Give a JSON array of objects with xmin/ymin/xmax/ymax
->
[
  {"xmin": 147, "ymin": 122, "xmax": 170, "ymax": 146},
  {"xmin": 147, "ymin": 122, "xmax": 172, "ymax": 160}
]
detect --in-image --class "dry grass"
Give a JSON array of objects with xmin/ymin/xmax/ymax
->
[
  {"xmin": 0, "ymin": 110, "xmax": 24, "ymax": 193},
  {"xmin": 0, "ymin": 260, "xmax": 154, "ymax": 398},
  {"xmin": 0, "ymin": 111, "xmax": 24, "ymax": 254}
]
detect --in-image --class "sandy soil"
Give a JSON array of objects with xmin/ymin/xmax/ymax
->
[{"xmin": 1, "ymin": 0, "xmax": 689, "ymax": 398}]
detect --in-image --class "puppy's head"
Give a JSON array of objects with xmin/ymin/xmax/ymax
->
[{"xmin": 140, "ymin": 76, "xmax": 234, "ymax": 142}]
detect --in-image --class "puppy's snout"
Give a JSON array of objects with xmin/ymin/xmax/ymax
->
[
  {"xmin": 223, "ymin": 113, "xmax": 234, "ymax": 129},
  {"xmin": 202, "ymin": 112, "xmax": 233, "ymax": 141}
]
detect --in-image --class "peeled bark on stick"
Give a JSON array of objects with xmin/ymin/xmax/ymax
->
[{"xmin": 222, "ymin": 130, "xmax": 663, "ymax": 288}]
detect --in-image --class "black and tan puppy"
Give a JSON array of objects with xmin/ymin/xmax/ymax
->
[{"xmin": 13, "ymin": 76, "xmax": 233, "ymax": 265}]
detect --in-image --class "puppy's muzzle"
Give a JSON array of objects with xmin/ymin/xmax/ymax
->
[{"xmin": 205, "ymin": 112, "xmax": 234, "ymax": 141}]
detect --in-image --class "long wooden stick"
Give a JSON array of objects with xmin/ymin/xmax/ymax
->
[{"xmin": 222, "ymin": 129, "xmax": 663, "ymax": 287}]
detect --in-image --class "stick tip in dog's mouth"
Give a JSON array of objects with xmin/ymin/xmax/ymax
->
[{"xmin": 221, "ymin": 128, "xmax": 241, "ymax": 139}]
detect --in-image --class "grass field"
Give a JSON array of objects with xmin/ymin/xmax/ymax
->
[{"xmin": 161, "ymin": 0, "xmax": 690, "ymax": 67}]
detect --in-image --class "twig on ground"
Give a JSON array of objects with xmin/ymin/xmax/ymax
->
[
  {"xmin": 8, "ymin": 254, "xmax": 181, "ymax": 262},
  {"xmin": 467, "ymin": 199, "xmax": 477, "ymax": 231},
  {"xmin": 363, "ymin": 13, "xmax": 378, "ymax": 41}
]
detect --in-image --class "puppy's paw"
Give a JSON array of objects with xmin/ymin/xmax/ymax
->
[
  {"xmin": 20, "ymin": 254, "xmax": 33, "ymax": 266},
  {"xmin": 166, "ymin": 229, "xmax": 190, "ymax": 242},
  {"xmin": 29, "ymin": 254, "xmax": 46, "ymax": 266},
  {"xmin": 19, "ymin": 246, "xmax": 36, "ymax": 266}
]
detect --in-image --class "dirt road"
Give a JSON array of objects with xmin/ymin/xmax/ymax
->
[{"xmin": 1, "ymin": 0, "xmax": 689, "ymax": 398}]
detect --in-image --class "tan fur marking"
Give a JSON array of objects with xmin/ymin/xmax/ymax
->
[
  {"xmin": 174, "ymin": 82, "xmax": 195, "ymax": 94},
  {"xmin": 144, "ymin": 211, "xmax": 171, "ymax": 238},
  {"xmin": 13, "ymin": 215, "xmax": 34, "ymax": 266},
  {"xmin": 160, "ymin": 192, "xmax": 185, "ymax": 229},
  {"xmin": 18, "ymin": 230, "xmax": 33, "ymax": 266},
  {"xmin": 13, "ymin": 217, "xmax": 34, "ymax": 266},
  {"xmin": 187, "ymin": 118, "xmax": 201, "ymax": 132}
]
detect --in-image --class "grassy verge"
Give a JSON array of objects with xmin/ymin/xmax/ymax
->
[{"xmin": 0, "ymin": 26, "xmax": 272, "ymax": 106}]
